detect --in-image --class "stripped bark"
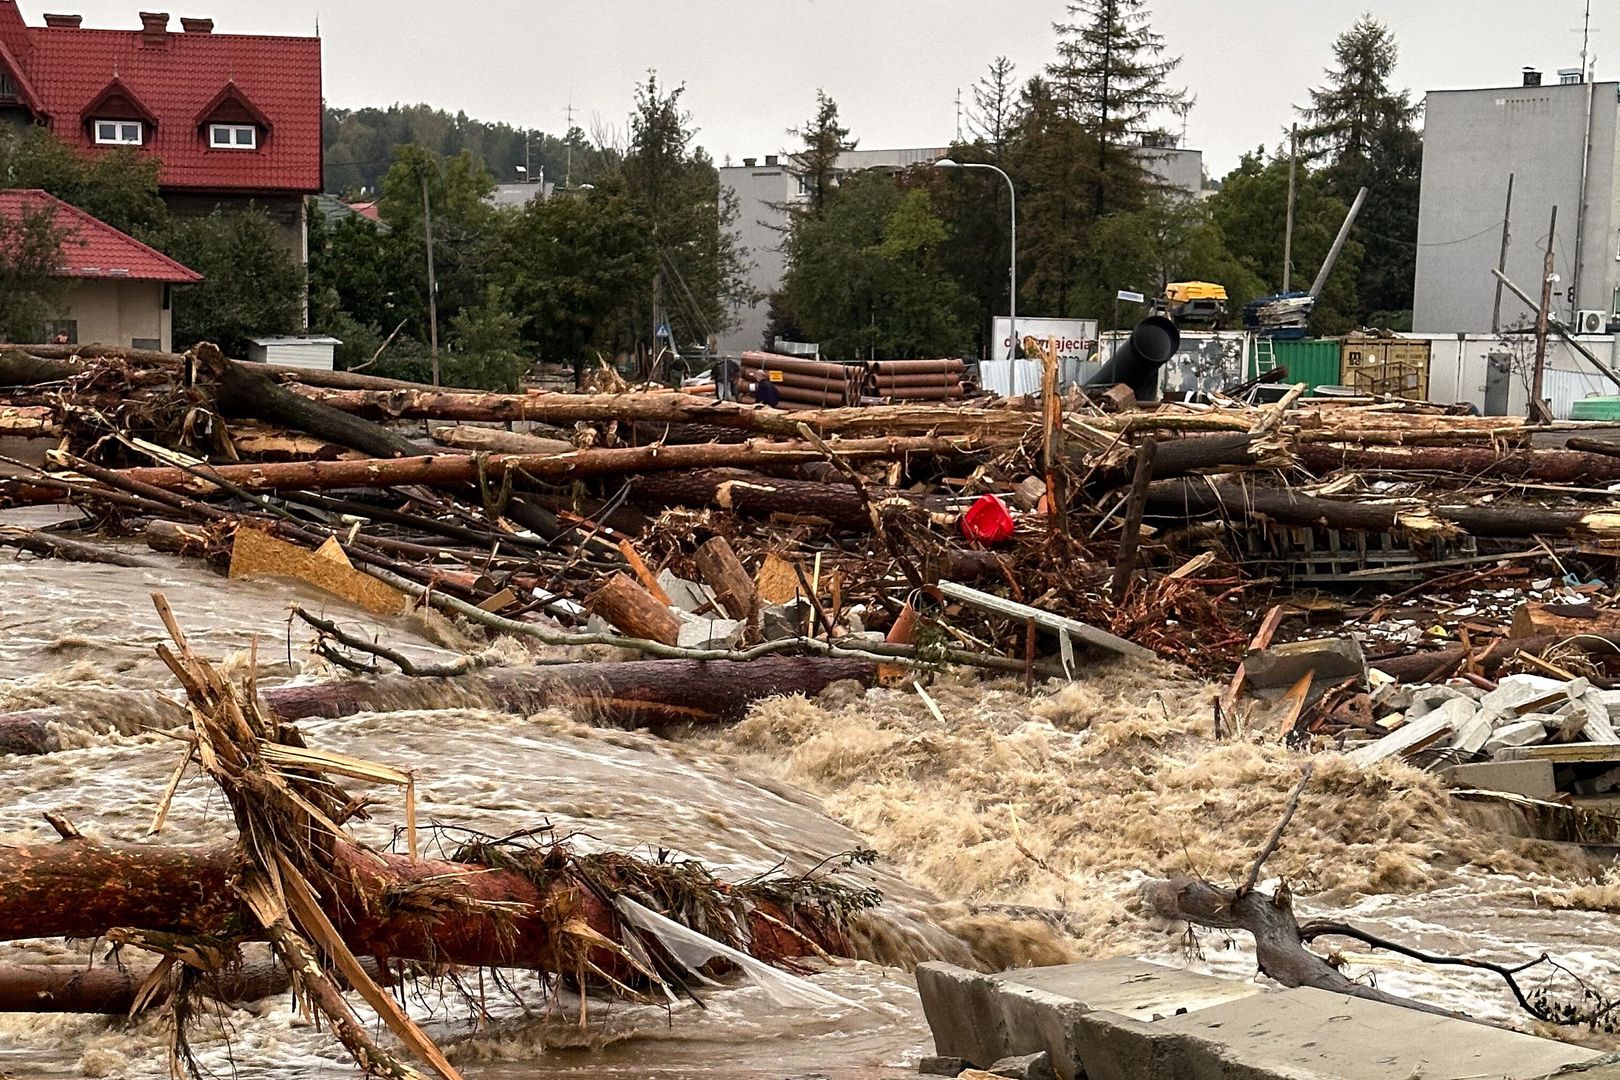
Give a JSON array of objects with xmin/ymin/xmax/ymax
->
[
  {"xmin": 1147, "ymin": 479, "xmax": 1620, "ymax": 540},
  {"xmin": 1, "ymin": 436, "xmax": 983, "ymax": 504},
  {"xmin": 0, "ymin": 838, "xmax": 841, "ymax": 976}
]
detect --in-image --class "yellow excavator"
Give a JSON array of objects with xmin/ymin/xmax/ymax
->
[{"xmin": 1151, "ymin": 281, "xmax": 1229, "ymax": 328}]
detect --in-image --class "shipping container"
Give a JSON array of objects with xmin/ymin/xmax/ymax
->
[
  {"xmin": 1340, "ymin": 336, "xmax": 1432, "ymax": 400},
  {"xmin": 1247, "ymin": 338, "xmax": 1341, "ymax": 390}
]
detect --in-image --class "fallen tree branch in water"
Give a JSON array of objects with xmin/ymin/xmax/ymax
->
[
  {"xmin": 292, "ymin": 607, "xmax": 476, "ymax": 678},
  {"xmin": 0, "ymin": 595, "xmax": 876, "ymax": 1078},
  {"xmin": 1144, "ymin": 767, "xmax": 1620, "ymax": 1027}
]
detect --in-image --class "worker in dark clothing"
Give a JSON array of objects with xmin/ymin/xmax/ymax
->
[{"xmin": 754, "ymin": 378, "xmax": 781, "ymax": 408}]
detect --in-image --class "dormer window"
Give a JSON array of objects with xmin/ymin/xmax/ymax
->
[
  {"xmin": 94, "ymin": 120, "xmax": 143, "ymax": 145},
  {"xmin": 209, "ymin": 123, "xmax": 257, "ymax": 150}
]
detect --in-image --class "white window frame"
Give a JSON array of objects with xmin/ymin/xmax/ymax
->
[
  {"xmin": 209, "ymin": 123, "xmax": 257, "ymax": 150},
  {"xmin": 94, "ymin": 120, "xmax": 143, "ymax": 146}
]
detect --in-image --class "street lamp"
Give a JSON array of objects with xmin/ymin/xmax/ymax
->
[{"xmin": 936, "ymin": 158, "xmax": 1017, "ymax": 359}]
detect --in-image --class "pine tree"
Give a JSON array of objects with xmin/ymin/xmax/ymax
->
[
  {"xmin": 968, "ymin": 57, "xmax": 1020, "ymax": 154},
  {"xmin": 1297, "ymin": 16, "xmax": 1422, "ymax": 326},
  {"xmin": 787, "ymin": 91, "xmax": 856, "ymax": 216},
  {"xmin": 1048, "ymin": 0, "xmax": 1189, "ymax": 215}
]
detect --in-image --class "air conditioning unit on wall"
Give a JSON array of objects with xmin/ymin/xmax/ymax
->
[{"xmin": 1576, "ymin": 309, "xmax": 1609, "ymax": 334}]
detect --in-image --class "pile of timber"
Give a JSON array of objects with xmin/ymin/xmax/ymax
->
[
  {"xmin": 859, "ymin": 358, "xmax": 967, "ymax": 402},
  {"xmin": 5, "ymin": 339, "xmax": 1620, "ymax": 689},
  {"xmin": 736, "ymin": 351, "xmax": 860, "ymax": 409}
]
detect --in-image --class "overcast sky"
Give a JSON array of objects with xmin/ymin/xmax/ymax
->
[{"xmin": 45, "ymin": 0, "xmax": 1610, "ymax": 179}]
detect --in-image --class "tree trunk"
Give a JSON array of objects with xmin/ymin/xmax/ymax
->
[
  {"xmin": 212, "ymin": 355, "xmax": 424, "ymax": 460},
  {"xmin": 430, "ymin": 425, "xmax": 575, "ymax": 456},
  {"xmin": 1298, "ymin": 443, "xmax": 1620, "ymax": 485},
  {"xmin": 630, "ymin": 469, "xmax": 932, "ymax": 528},
  {"xmin": 0, "ymin": 527, "xmax": 158, "ymax": 568},
  {"xmin": 0, "ymin": 406, "xmax": 57, "ymax": 438},
  {"xmin": 692, "ymin": 537, "xmax": 757, "ymax": 622},
  {"xmin": 0, "ymin": 838, "xmax": 842, "ymax": 976},
  {"xmin": 0, "ymin": 658, "xmax": 880, "ymax": 751},
  {"xmin": 1369, "ymin": 631, "xmax": 1620, "ymax": 683},
  {"xmin": 1147, "ymin": 479, "xmax": 1620, "ymax": 540},
  {"xmin": 585, "ymin": 573, "xmax": 684, "ymax": 645},
  {"xmin": 2, "ymin": 436, "xmax": 982, "ymax": 504},
  {"xmin": 290, "ymin": 386, "xmax": 1029, "ymax": 439},
  {"xmin": 1142, "ymin": 876, "xmax": 1451, "ymax": 1017}
]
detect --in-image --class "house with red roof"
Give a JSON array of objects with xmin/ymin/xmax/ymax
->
[
  {"xmin": 0, "ymin": 187, "xmax": 201, "ymax": 350},
  {"xmin": 0, "ymin": 2, "xmax": 321, "ymax": 262}
]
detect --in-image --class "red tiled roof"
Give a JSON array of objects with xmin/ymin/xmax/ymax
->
[
  {"xmin": 0, "ymin": 188, "xmax": 203, "ymax": 283},
  {"xmin": 0, "ymin": 2, "xmax": 321, "ymax": 195}
]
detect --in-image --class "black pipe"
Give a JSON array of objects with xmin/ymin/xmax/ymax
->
[{"xmin": 1088, "ymin": 317, "xmax": 1180, "ymax": 401}]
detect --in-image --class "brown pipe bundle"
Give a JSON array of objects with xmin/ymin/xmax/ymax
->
[
  {"xmin": 867, "ymin": 374, "xmax": 962, "ymax": 390},
  {"xmin": 739, "ymin": 352, "xmax": 859, "ymax": 380},
  {"xmin": 741, "ymin": 368, "xmax": 855, "ymax": 395},
  {"xmin": 865, "ymin": 359, "xmax": 965, "ymax": 376}
]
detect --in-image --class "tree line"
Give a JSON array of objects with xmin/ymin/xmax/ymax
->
[
  {"xmin": 771, "ymin": 4, "xmax": 1422, "ymax": 360},
  {"xmin": 3, "ymin": 4, "xmax": 1422, "ymax": 381}
]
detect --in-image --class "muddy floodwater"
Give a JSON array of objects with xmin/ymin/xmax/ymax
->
[{"xmin": 4, "ymin": 542, "xmax": 1620, "ymax": 1078}]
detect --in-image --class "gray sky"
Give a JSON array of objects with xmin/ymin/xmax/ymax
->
[{"xmin": 46, "ymin": 1, "xmax": 1610, "ymax": 179}]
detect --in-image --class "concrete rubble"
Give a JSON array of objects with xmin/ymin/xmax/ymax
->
[{"xmin": 916, "ymin": 958, "xmax": 1608, "ymax": 1080}]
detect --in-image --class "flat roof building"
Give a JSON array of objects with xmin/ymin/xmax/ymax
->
[
  {"xmin": 718, "ymin": 146, "xmax": 949, "ymax": 355},
  {"xmin": 1413, "ymin": 74, "xmax": 1620, "ymax": 334}
]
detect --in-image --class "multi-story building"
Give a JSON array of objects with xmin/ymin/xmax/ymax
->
[
  {"xmin": 718, "ymin": 147, "xmax": 950, "ymax": 354},
  {"xmin": 1414, "ymin": 70, "xmax": 1620, "ymax": 334},
  {"xmin": 718, "ymin": 140, "xmax": 1204, "ymax": 355},
  {"xmin": 0, "ymin": 2, "xmax": 322, "ymax": 262}
]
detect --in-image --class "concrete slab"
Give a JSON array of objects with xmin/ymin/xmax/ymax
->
[
  {"xmin": 1156, "ymin": 985, "xmax": 1602, "ymax": 1080},
  {"xmin": 1002, "ymin": 958, "xmax": 1265, "ymax": 1023},
  {"xmin": 1444, "ymin": 759, "xmax": 1557, "ymax": 799},
  {"xmin": 917, "ymin": 960, "xmax": 1608, "ymax": 1080}
]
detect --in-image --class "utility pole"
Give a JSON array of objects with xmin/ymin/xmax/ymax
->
[
  {"xmin": 1491, "ymin": 173, "xmax": 1514, "ymax": 333},
  {"xmin": 419, "ymin": 168, "xmax": 440, "ymax": 387},
  {"xmin": 1531, "ymin": 205, "xmax": 1557, "ymax": 423},
  {"xmin": 564, "ymin": 102, "xmax": 575, "ymax": 190},
  {"xmin": 1282, "ymin": 124, "xmax": 1298, "ymax": 293}
]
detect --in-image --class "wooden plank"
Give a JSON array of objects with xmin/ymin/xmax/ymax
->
[{"xmin": 935, "ymin": 581, "xmax": 1155, "ymax": 661}]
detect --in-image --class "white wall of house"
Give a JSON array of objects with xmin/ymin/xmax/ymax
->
[{"xmin": 59, "ymin": 279, "xmax": 172, "ymax": 351}]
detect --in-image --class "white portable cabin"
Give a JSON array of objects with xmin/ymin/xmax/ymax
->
[{"xmin": 246, "ymin": 335, "xmax": 342, "ymax": 372}]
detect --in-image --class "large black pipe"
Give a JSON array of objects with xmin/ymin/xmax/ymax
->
[{"xmin": 1088, "ymin": 317, "xmax": 1180, "ymax": 401}]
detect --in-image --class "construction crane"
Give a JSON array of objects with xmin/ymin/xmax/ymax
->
[{"xmin": 1243, "ymin": 187, "xmax": 1368, "ymax": 339}]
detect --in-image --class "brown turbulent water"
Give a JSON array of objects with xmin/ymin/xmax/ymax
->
[{"xmin": 3, "ymin": 521, "xmax": 1620, "ymax": 1078}]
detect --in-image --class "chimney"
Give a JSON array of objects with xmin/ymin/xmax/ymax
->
[
  {"xmin": 42, "ymin": 13, "xmax": 82, "ymax": 27},
  {"xmin": 179, "ymin": 16, "xmax": 212, "ymax": 32},
  {"xmin": 764, "ymin": 154, "xmax": 780, "ymax": 167},
  {"xmin": 1522, "ymin": 67, "xmax": 1542, "ymax": 87},
  {"xmin": 139, "ymin": 11, "xmax": 169, "ymax": 45},
  {"xmin": 742, "ymin": 157, "xmax": 757, "ymax": 167}
]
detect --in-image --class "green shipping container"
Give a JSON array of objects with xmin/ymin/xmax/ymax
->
[{"xmin": 1248, "ymin": 339, "xmax": 1342, "ymax": 391}]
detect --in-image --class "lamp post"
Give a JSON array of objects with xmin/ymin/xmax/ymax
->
[{"xmin": 936, "ymin": 158, "xmax": 1017, "ymax": 358}]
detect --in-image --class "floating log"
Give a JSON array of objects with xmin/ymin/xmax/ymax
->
[
  {"xmin": 0, "ymin": 527, "xmax": 158, "ymax": 568},
  {"xmin": 585, "ymin": 573, "xmax": 684, "ymax": 645},
  {"xmin": 0, "ymin": 837, "xmax": 842, "ymax": 976}
]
